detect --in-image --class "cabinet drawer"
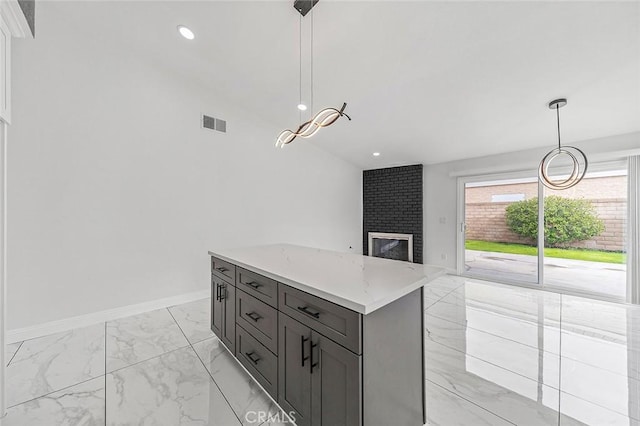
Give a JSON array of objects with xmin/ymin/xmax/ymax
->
[
  {"xmin": 211, "ymin": 256, "xmax": 236, "ymax": 283},
  {"xmin": 279, "ymin": 284, "xmax": 361, "ymax": 354},
  {"xmin": 236, "ymin": 325, "xmax": 278, "ymax": 399},
  {"xmin": 236, "ymin": 289, "xmax": 278, "ymax": 354},
  {"xmin": 236, "ymin": 267, "xmax": 278, "ymax": 308}
]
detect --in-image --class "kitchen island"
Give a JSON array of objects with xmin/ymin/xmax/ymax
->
[{"xmin": 208, "ymin": 244, "xmax": 444, "ymax": 426}]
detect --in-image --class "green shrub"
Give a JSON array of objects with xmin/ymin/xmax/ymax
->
[{"xmin": 505, "ymin": 196, "xmax": 604, "ymax": 247}]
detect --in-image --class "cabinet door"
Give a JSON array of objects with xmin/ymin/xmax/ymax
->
[
  {"xmin": 278, "ymin": 313, "xmax": 312, "ymax": 426},
  {"xmin": 221, "ymin": 283, "xmax": 236, "ymax": 353},
  {"xmin": 311, "ymin": 332, "xmax": 361, "ymax": 426},
  {"xmin": 211, "ymin": 278, "xmax": 224, "ymax": 338}
]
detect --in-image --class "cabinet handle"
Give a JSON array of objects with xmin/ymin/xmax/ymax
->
[
  {"xmin": 215, "ymin": 283, "xmax": 220, "ymax": 301},
  {"xmin": 309, "ymin": 341, "xmax": 318, "ymax": 374},
  {"xmin": 216, "ymin": 266, "xmax": 228, "ymax": 273},
  {"xmin": 219, "ymin": 284, "xmax": 227, "ymax": 301},
  {"xmin": 245, "ymin": 312, "xmax": 262, "ymax": 322},
  {"xmin": 245, "ymin": 351, "xmax": 261, "ymax": 365},
  {"xmin": 301, "ymin": 336, "xmax": 310, "ymax": 367},
  {"xmin": 245, "ymin": 281, "xmax": 262, "ymax": 290},
  {"xmin": 297, "ymin": 306, "xmax": 320, "ymax": 319}
]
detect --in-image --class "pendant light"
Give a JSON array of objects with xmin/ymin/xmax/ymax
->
[
  {"xmin": 275, "ymin": 0, "xmax": 351, "ymax": 148},
  {"xmin": 538, "ymin": 98, "xmax": 588, "ymax": 190}
]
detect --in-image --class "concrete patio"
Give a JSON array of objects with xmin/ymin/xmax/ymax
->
[{"xmin": 465, "ymin": 249, "xmax": 627, "ymax": 299}]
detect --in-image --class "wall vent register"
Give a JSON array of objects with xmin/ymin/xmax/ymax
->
[{"xmin": 202, "ymin": 114, "xmax": 226, "ymax": 133}]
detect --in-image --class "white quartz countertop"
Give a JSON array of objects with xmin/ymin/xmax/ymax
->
[{"xmin": 208, "ymin": 244, "xmax": 445, "ymax": 315}]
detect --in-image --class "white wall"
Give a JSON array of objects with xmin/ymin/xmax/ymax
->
[
  {"xmin": 424, "ymin": 131, "xmax": 640, "ymax": 270},
  {"xmin": 7, "ymin": 7, "xmax": 361, "ymax": 330}
]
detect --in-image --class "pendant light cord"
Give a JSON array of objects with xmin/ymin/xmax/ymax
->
[
  {"xmin": 299, "ymin": 14, "xmax": 302, "ymax": 123},
  {"xmin": 310, "ymin": 7, "xmax": 314, "ymax": 114},
  {"xmin": 556, "ymin": 105, "xmax": 561, "ymax": 150}
]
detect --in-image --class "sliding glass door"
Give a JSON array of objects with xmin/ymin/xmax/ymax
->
[
  {"xmin": 463, "ymin": 176, "xmax": 540, "ymax": 285},
  {"xmin": 542, "ymin": 169, "xmax": 627, "ymax": 299},
  {"xmin": 460, "ymin": 164, "xmax": 629, "ymax": 301}
]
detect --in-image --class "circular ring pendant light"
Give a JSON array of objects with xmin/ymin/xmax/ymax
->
[{"xmin": 538, "ymin": 98, "xmax": 588, "ymax": 190}]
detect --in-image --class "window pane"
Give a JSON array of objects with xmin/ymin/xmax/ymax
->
[
  {"xmin": 465, "ymin": 178, "xmax": 539, "ymax": 284},
  {"xmin": 543, "ymin": 170, "xmax": 627, "ymax": 299}
]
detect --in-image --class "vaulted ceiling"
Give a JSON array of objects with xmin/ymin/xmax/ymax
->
[{"xmin": 43, "ymin": 1, "xmax": 640, "ymax": 168}]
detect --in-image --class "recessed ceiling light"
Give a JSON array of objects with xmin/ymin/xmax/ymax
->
[
  {"xmin": 297, "ymin": 104, "xmax": 307, "ymax": 111},
  {"xmin": 373, "ymin": 152, "xmax": 381, "ymax": 157},
  {"xmin": 177, "ymin": 25, "xmax": 195, "ymax": 40}
]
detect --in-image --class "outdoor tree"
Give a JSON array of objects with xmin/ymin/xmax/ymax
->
[{"xmin": 505, "ymin": 196, "xmax": 605, "ymax": 247}]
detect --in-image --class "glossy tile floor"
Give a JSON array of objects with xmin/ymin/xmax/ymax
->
[
  {"xmin": 3, "ymin": 276, "xmax": 639, "ymax": 425},
  {"xmin": 3, "ymin": 298, "xmax": 283, "ymax": 426},
  {"xmin": 425, "ymin": 275, "xmax": 640, "ymax": 426}
]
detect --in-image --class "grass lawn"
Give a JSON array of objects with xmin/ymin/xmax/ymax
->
[{"xmin": 465, "ymin": 240, "xmax": 625, "ymax": 264}]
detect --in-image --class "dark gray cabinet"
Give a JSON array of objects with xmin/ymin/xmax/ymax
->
[
  {"xmin": 279, "ymin": 284, "xmax": 361, "ymax": 354},
  {"xmin": 211, "ymin": 275, "xmax": 235, "ymax": 354},
  {"xmin": 209, "ymin": 254, "xmax": 425, "ymax": 426},
  {"xmin": 279, "ymin": 312, "xmax": 361, "ymax": 426},
  {"xmin": 211, "ymin": 277, "xmax": 223, "ymax": 337},
  {"xmin": 311, "ymin": 333, "xmax": 361, "ymax": 426},
  {"xmin": 211, "ymin": 256, "xmax": 236, "ymax": 282},
  {"xmin": 236, "ymin": 289, "xmax": 278, "ymax": 354},
  {"xmin": 236, "ymin": 325, "xmax": 278, "ymax": 397},
  {"xmin": 278, "ymin": 313, "xmax": 313, "ymax": 426}
]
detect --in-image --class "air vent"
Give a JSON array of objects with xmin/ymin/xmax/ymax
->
[
  {"xmin": 202, "ymin": 114, "xmax": 227, "ymax": 133},
  {"xmin": 215, "ymin": 118, "xmax": 226, "ymax": 133}
]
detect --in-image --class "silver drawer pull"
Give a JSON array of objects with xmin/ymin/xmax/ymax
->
[
  {"xmin": 245, "ymin": 352, "xmax": 261, "ymax": 365},
  {"xmin": 297, "ymin": 306, "xmax": 320, "ymax": 319},
  {"xmin": 216, "ymin": 266, "xmax": 228, "ymax": 273},
  {"xmin": 245, "ymin": 312, "xmax": 262, "ymax": 322}
]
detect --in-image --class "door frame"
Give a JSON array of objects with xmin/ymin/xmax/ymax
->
[{"xmin": 456, "ymin": 170, "xmax": 540, "ymax": 280}]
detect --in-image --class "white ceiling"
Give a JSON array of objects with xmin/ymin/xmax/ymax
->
[{"xmin": 45, "ymin": 1, "xmax": 639, "ymax": 169}]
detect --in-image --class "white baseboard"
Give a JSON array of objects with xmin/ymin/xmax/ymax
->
[{"xmin": 6, "ymin": 289, "xmax": 210, "ymax": 344}]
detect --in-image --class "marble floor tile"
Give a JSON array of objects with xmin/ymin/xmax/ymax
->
[
  {"xmin": 427, "ymin": 274, "xmax": 468, "ymax": 290},
  {"xmin": 561, "ymin": 328, "xmax": 640, "ymax": 380},
  {"xmin": 424, "ymin": 296, "xmax": 441, "ymax": 309},
  {"xmin": 423, "ymin": 275, "xmax": 466, "ymax": 300},
  {"xmin": 426, "ymin": 313, "xmax": 560, "ymax": 389},
  {"xmin": 5, "ymin": 341, "xmax": 22, "ymax": 365},
  {"xmin": 6, "ymin": 323, "xmax": 105, "ymax": 407},
  {"xmin": 561, "ymin": 357, "xmax": 639, "ymax": 421},
  {"xmin": 426, "ymin": 296, "xmax": 561, "ymax": 355},
  {"xmin": 3, "ymin": 377, "xmax": 105, "ymax": 426},
  {"xmin": 428, "ymin": 280, "xmax": 562, "ymax": 328},
  {"xmin": 106, "ymin": 346, "xmax": 240, "ymax": 426},
  {"xmin": 193, "ymin": 337, "xmax": 280, "ymax": 426},
  {"xmin": 561, "ymin": 295, "xmax": 640, "ymax": 344},
  {"xmin": 4, "ymin": 274, "xmax": 637, "ymax": 426},
  {"xmin": 559, "ymin": 391, "xmax": 640, "ymax": 426},
  {"xmin": 425, "ymin": 339, "xmax": 560, "ymax": 426},
  {"xmin": 169, "ymin": 298, "xmax": 215, "ymax": 345},
  {"xmin": 426, "ymin": 381, "xmax": 515, "ymax": 426},
  {"xmin": 106, "ymin": 308, "xmax": 189, "ymax": 372}
]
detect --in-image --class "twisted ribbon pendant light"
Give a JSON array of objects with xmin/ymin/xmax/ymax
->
[
  {"xmin": 538, "ymin": 98, "xmax": 588, "ymax": 190},
  {"xmin": 275, "ymin": 1, "xmax": 351, "ymax": 148}
]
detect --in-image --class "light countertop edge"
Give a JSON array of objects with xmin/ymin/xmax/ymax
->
[{"xmin": 208, "ymin": 249, "xmax": 446, "ymax": 315}]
